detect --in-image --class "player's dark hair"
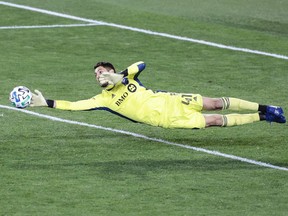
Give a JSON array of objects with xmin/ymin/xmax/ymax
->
[{"xmin": 94, "ymin": 62, "xmax": 116, "ymax": 72}]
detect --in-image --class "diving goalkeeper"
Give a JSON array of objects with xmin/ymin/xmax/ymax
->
[{"xmin": 30, "ymin": 61, "xmax": 286, "ymax": 128}]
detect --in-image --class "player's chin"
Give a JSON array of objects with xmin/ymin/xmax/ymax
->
[{"xmin": 100, "ymin": 82, "xmax": 109, "ymax": 88}]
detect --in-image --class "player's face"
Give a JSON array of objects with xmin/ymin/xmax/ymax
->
[{"xmin": 94, "ymin": 66, "xmax": 113, "ymax": 83}]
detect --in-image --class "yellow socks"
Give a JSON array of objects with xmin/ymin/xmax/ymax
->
[
  {"xmin": 222, "ymin": 113, "xmax": 260, "ymax": 127},
  {"xmin": 221, "ymin": 97, "xmax": 259, "ymax": 111},
  {"xmin": 220, "ymin": 98, "xmax": 260, "ymax": 126}
]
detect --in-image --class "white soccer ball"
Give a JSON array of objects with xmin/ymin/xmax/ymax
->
[{"xmin": 9, "ymin": 86, "xmax": 32, "ymax": 109}]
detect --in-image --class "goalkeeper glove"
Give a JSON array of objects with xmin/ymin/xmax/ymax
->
[
  {"xmin": 101, "ymin": 72, "xmax": 123, "ymax": 85},
  {"xmin": 30, "ymin": 90, "xmax": 48, "ymax": 107},
  {"xmin": 99, "ymin": 72, "xmax": 123, "ymax": 90},
  {"xmin": 98, "ymin": 75, "xmax": 115, "ymax": 90}
]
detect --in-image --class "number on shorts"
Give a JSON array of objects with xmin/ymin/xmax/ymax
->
[{"xmin": 181, "ymin": 94, "xmax": 193, "ymax": 105}]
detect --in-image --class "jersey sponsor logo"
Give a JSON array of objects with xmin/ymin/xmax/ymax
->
[
  {"xmin": 115, "ymin": 84, "xmax": 137, "ymax": 106},
  {"xmin": 115, "ymin": 92, "xmax": 128, "ymax": 106}
]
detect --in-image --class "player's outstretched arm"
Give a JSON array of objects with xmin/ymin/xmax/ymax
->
[{"xmin": 30, "ymin": 89, "xmax": 103, "ymax": 111}]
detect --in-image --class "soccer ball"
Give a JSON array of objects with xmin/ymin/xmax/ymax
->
[{"xmin": 9, "ymin": 86, "xmax": 32, "ymax": 108}]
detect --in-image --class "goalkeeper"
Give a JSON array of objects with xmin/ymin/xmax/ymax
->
[{"xmin": 30, "ymin": 61, "xmax": 286, "ymax": 128}]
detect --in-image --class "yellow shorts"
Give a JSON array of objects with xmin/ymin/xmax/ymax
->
[{"xmin": 161, "ymin": 93, "xmax": 206, "ymax": 129}]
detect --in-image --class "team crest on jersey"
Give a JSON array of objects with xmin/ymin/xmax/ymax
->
[{"xmin": 127, "ymin": 83, "xmax": 137, "ymax": 92}]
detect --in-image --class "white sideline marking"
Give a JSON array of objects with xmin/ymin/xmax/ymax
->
[
  {"xmin": 1, "ymin": 105, "xmax": 287, "ymax": 171},
  {"xmin": 0, "ymin": 23, "xmax": 102, "ymax": 30},
  {"xmin": 0, "ymin": 1, "xmax": 287, "ymax": 60},
  {"xmin": 0, "ymin": 1, "xmax": 105, "ymax": 25}
]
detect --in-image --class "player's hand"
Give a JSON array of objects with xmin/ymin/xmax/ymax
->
[
  {"xmin": 98, "ymin": 75, "xmax": 115, "ymax": 90},
  {"xmin": 30, "ymin": 90, "xmax": 48, "ymax": 107},
  {"xmin": 101, "ymin": 72, "xmax": 123, "ymax": 85}
]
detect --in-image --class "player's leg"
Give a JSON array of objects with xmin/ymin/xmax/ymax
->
[
  {"xmin": 202, "ymin": 97, "xmax": 258, "ymax": 111},
  {"xmin": 204, "ymin": 113, "xmax": 261, "ymax": 127},
  {"xmin": 203, "ymin": 114, "xmax": 223, "ymax": 127},
  {"xmin": 202, "ymin": 97, "xmax": 286, "ymax": 123}
]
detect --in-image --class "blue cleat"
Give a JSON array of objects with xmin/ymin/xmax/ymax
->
[
  {"xmin": 266, "ymin": 106, "xmax": 286, "ymax": 123},
  {"xmin": 266, "ymin": 106, "xmax": 284, "ymax": 116}
]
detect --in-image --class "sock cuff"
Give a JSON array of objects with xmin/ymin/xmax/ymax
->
[
  {"xmin": 222, "ymin": 115, "xmax": 228, "ymax": 127},
  {"xmin": 221, "ymin": 97, "xmax": 230, "ymax": 110}
]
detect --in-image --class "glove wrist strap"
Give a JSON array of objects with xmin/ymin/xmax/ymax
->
[{"xmin": 46, "ymin": 99, "xmax": 55, "ymax": 108}]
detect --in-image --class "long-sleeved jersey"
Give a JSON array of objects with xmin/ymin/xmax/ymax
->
[{"xmin": 54, "ymin": 61, "xmax": 206, "ymax": 128}]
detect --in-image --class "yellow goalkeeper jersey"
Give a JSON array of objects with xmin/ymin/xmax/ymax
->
[{"xmin": 54, "ymin": 61, "xmax": 205, "ymax": 129}]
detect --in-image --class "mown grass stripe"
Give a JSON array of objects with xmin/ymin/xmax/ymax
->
[
  {"xmin": 1, "ymin": 105, "xmax": 287, "ymax": 171},
  {"xmin": 0, "ymin": 1, "xmax": 287, "ymax": 60},
  {"xmin": 0, "ymin": 23, "xmax": 102, "ymax": 30}
]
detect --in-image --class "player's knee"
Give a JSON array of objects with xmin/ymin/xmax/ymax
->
[
  {"xmin": 213, "ymin": 98, "xmax": 223, "ymax": 110},
  {"xmin": 204, "ymin": 115, "xmax": 223, "ymax": 127},
  {"xmin": 203, "ymin": 98, "xmax": 223, "ymax": 110}
]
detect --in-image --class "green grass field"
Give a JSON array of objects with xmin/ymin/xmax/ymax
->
[{"xmin": 1, "ymin": 0, "xmax": 287, "ymax": 215}]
